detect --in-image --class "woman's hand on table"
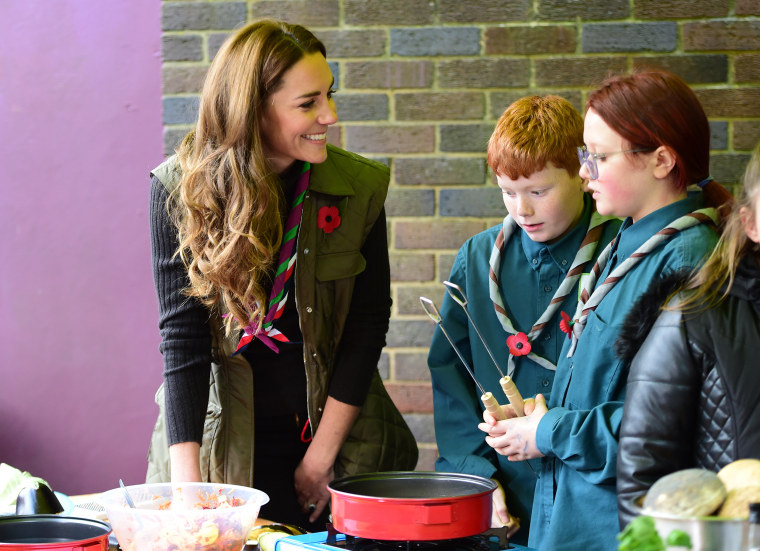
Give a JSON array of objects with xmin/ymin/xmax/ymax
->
[{"xmin": 294, "ymin": 455, "xmax": 333, "ymax": 523}]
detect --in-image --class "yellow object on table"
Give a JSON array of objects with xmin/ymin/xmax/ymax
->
[{"xmin": 247, "ymin": 521, "xmax": 307, "ymax": 551}]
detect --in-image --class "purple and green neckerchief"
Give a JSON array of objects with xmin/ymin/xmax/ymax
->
[{"xmin": 234, "ymin": 162, "xmax": 311, "ymax": 354}]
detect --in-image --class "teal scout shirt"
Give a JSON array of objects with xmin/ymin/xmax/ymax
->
[
  {"xmin": 530, "ymin": 192, "xmax": 719, "ymax": 551},
  {"xmin": 428, "ymin": 195, "xmax": 620, "ymax": 546}
]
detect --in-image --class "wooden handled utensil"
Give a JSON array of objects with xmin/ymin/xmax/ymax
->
[
  {"xmin": 420, "ymin": 296, "xmax": 506, "ymax": 421},
  {"xmin": 440, "ymin": 283, "xmax": 536, "ymax": 477},
  {"xmin": 443, "ymin": 281, "xmax": 526, "ymax": 417}
]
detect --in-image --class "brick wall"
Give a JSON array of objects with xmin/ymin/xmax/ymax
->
[{"xmin": 160, "ymin": 0, "xmax": 760, "ymax": 470}]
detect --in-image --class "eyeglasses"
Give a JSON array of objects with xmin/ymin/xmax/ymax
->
[{"xmin": 577, "ymin": 146, "xmax": 655, "ymax": 180}]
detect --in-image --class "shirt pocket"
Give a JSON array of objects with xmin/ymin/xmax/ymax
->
[
  {"xmin": 315, "ymin": 250, "xmax": 366, "ymax": 282},
  {"xmin": 566, "ymin": 309, "xmax": 625, "ymax": 409}
]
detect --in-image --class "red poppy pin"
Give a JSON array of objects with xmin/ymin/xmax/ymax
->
[
  {"xmin": 506, "ymin": 332, "xmax": 531, "ymax": 356},
  {"xmin": 559, "ymin": 311, "xmax": 574, "ymax": 339},
  {"xmin": 318, "ymin": 205, "xmax": 341, "ymax": 234}
]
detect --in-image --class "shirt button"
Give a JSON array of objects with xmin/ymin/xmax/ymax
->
[
  {"xmin": 542, "ymin": 379, "xmax": 550, "ymax": 387},
  {"xmin": 306, "ymin": 306, "xmax": 313, "ymax": 313},
  {"xmin": 312, "ymin": 352, "xmax": 317, "ymax": 358},
  {"xmin": 561, "ymin": 259, "xmax": 568, "ymax": 266},
  {"xmin": 532, "ymin": 258, "xmax": 538, "ymax": 265},
  {"xmin": 544, "ymin": 285, "xmax": 552, "ymax": 292},
  {"xmin": 544, "ymin": 334, "xmax": 551, "ymax": 341},
  {"xmin": 304, "ymin": 248, "xmax": 310, "ymax": 254}
]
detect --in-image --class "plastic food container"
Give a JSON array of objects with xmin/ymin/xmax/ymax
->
[{"xmin": 99, "ymin": 482, "xmax": 268, "ymax": 551}]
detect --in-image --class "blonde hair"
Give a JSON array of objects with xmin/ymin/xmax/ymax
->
[
  {"xmin": 487, "ymin": 95, "xmax": 584, "ymax": 179},
  {"xmin": 677, "ymin": 141, "xmax": 760, "ymax": 310},
  {"xmin": 171, "ymin": 20, "xmax": 326, "ymax": 335}
]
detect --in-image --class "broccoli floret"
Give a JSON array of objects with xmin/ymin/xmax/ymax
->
[
  {"xmin": 617, "ymin": 516, "xmax": 665, "ymax": 551},
  {"xmin": 665, "ymin": 529, "xmax": 692, "ymax": 548}
]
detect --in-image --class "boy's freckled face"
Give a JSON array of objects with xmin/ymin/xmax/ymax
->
[{"xmin": 497, "ymin": 163, "xmax": 586, "ymax": 244}]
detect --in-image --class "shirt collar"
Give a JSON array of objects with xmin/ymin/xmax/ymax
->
[
  {"xmin": 521, "ymin": 193, "xmax": 594, "ymax": 271},
  {"xmin": 615, "ymin": 191, "xmax": 705, "ymax": 260}
]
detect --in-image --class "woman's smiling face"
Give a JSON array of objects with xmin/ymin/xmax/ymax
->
[{"xmin": 262, "ymin": 51, "xmax": 338, "ymax": 174}]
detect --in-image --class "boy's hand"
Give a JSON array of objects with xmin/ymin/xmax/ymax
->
[
  {"xmin": 482, "ymin": 402, "xmax": 519, "ymax": 425},
  {"xmin": 490, "ymin": 479, "xmax": 521, "ymax": 537},
  {"xmin": 483, "ymin": 394, "xmax": 538, "ymax": 425},
  {"xmin": 478, "ymin": 394, "xmax": 548, "ymax": 461}
]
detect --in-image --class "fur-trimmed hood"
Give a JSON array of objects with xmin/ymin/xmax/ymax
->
[
  {"xmin": 614, "ymin": 269, "xmax": 692, "ymax": 365},
  {"xmin": 615, "ymin": 254, "xmax": 760, "ymax": 365}
]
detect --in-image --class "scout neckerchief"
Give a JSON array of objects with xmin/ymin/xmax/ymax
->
[
  {"xmin": 234, "ymin": 162, "xmax": 311, "ymax": 355},
  {"xmin": 489, "ymin": 210, "xmax": 612, "ymax": 377},
  {"xmin": 566, "ymin": 207, "xmax": 718, "ymax": 357}
]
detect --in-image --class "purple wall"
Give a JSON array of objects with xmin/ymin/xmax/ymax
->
[{"xmin": 0, "ymin": 1, "xmax": 164, "ymax": 494}]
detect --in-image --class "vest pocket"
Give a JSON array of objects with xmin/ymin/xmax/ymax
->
[{"xmin": 316, "ymin": 250, "xmax": 366, "ymax": 281}]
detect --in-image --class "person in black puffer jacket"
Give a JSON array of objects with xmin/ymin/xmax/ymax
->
[{"xmin": 615, "ymin": 141, "xmax": 760, "ymax": 528}]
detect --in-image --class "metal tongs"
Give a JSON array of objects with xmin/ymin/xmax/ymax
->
[
  {"xmin": 443, "ymin": 281, "xmax": 525, "ymax": 417},
  {"xmin": 420, "ymin": 296, "xmax": 507, "ymax": 421},
  {"xmin": 423, "ymin": 284, "xmax": 537, "ymax": 477}
]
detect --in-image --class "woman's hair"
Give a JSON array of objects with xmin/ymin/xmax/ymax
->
[
  {"xmin": 172, "ymin": 20, "xmax": 326, "ymax": 335},
  {"xmin": 677, "ymin": 141, "xmax": 760, "ymax": 310},
  {"xmin": 586, "ymin": 68, "xmax": 710, "ymax": 193},
  {"xmin": 487, "ymin": 95, "xmax": 584, "ymax": 180}
]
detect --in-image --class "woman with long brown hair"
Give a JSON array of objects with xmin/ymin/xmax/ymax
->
[{"xmin": 146, "ymin": 19, "xmax": 417, "ymax": 529}]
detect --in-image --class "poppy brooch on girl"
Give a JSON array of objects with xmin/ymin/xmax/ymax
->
[
  {"xmin": 506, "ymin": 332, "xmax": 531, "ymax": 356},
  {"xmin": 318, "ymin": 205, "xmax": 341, "ymax": 234},
  {"xmin": 559, "ymin": 311, "xmax": 574, "ymax": 339}
]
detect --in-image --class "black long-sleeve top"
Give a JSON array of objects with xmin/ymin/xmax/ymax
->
[{"xmin": 149, "ymin": 164, "xmax": 391, "ymax": 445}]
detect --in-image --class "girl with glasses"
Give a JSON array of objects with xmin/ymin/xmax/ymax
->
[{"xmin": 479, "ymin": 69, "xmax": 730, "ymax": 550}]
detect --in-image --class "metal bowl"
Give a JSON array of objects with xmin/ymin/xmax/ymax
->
[{"xmin": 632, "ymin": 497, "xmax": 748, "ymax": 551}]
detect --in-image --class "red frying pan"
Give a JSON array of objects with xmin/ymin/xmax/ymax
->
[{"xmin": 328, "ymin": 471, "xmax": 496, "ymax": 541}]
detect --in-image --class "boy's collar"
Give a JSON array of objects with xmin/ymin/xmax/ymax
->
[{"xmin": 520, "ymin": 193, "xmax": 594, "ymax": 269}]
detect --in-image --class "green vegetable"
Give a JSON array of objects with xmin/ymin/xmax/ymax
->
[
  {"xmin": 0, "ymin": 463, "xmax": 51, "ymax": 507},
  {"xmin": 665, "ymin": 529, "xmax": 692, "ymax": 548},
  {"xmin": 617, "ymin": 516, "xmax": 665, "ymax": 551}
]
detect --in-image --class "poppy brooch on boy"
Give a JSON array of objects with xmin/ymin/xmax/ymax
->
[
  {"xmin": 318, "ymin": 205, "xmax": 341, "ymax": 234},
  {"xmin": 506, "ymin": 332, "xmax": 531, "ymax": 356},
  {"xmin": 559, "ymin": 311, "xmax": 574, "ymax": 339}
]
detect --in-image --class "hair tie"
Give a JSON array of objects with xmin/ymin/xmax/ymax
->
[{"xmin": 696, "ymin": 176, "xmax": 713, "ymax": 189}]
